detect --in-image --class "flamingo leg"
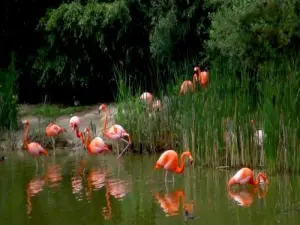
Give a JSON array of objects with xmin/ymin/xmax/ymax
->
[
  {"xmin": 165, "ymin": 171, "xmax": 168, "ymax": 183},
  {"xmin": 117, "ymin": 142, "xmax": 130, "ymax": 160},
  {"xmin": 172, "ymin": 174, "xmax": 175, "ymax": 185}
]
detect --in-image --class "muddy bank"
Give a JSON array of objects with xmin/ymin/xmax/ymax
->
[{"xmin": 0, "ymin": 103, "xmax": 119, "ymax": 151}]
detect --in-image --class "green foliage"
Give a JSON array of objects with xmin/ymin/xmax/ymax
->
[
  {"xmin": 0, "ymin": 54, "xmax": 19, "ymax": 130},
  {"xmin": 34, "ymin": 0, "xmax": 132, "ymax": 88},
  {"xmin": 206, "ymin": 0, "xmax": 300, "ymax": 71},
  {"xmin": 115, "ymin": 57, "xmax": 300, "ymax": 172}
]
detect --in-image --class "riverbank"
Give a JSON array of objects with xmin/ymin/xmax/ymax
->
[{"xmin": 0, "ymin": 103, "xmax": 119, "ymax": 151}]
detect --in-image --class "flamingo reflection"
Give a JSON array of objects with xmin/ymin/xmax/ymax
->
[
  {"xmin": 106, "ymin": 178, "xmax": 130, "ymax": 200},
  {"xmin": 228, "ymin": 185, "xmax": 268, "ymax": 207},
  {"xmin": 154, "ymin": 189, "xmax": 195, "ymax": 217},
  {"xmin": 71, "ymin": 160, "xmax": 86, "ymax": 200},
  {"xmin": 46, "ymin": 164, "xmax": 62, "ymax": 189},
  {"xmin": 26, "ymin": 174, "xmax": 47, "ymax": 216},
  {"xmin": 87, "ymin": 168, "xmax": 108, "ymax": 200}
]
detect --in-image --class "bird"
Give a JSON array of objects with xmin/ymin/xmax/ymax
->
[
  {"xmin": 0, "ymin": 156, "xmax": 7, "ymax": 162},
  {"xmin": 227, "ymin": 167, "xmax": 269, "ymax": 188},
  {"xmin": 69, "ymin": 116, "xmax": 81, "ymax": 131},
  {"xmin": 45, "ymin": 122, "xmax": 67, "ymax": 152},
  {"xmin": 179, "ymin": 73, "xmax": 198, "ymax": 96},
  {"xmin": 194, "ymin": 66, "xmax": 209, "ymax": 88},
  {"xmin": 22, "ymin": 120, "xmax": 48, "ymax": 168},
  {"xmin": 154, "ymin": 150, "xmax": 193, "ymax": 183},
  {"xmin": 140, "ymin": 92, "xmax": 153, "ymax": 107},
  {"xmin": 99, "ymin": 104, "xmax": 131, "ymax": 159},
  {"xmin": 84, "ymin": 127, "xmax": 111, "ymax": 155}
]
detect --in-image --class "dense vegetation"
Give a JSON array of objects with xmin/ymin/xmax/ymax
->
[{"xmin": 1, "ymin": 0, "xmax": 300, "ymax": 171}]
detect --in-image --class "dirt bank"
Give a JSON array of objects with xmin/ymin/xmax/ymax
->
[{"xmin": 0, "ymin": 103, "xmax": 119, "ymax": 151}]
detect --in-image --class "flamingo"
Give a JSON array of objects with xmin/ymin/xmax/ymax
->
[
  {"xmin": 99, "ymin": 104, "xmax": 131, "ymax": 159},
  {"xmin": 154, "ymin": 150, "xmax": 193, "ymax": 183},
  {"xmin": 227, "ymin": 167, "xmax": 269, "ymax": 188},
  {"xmin": 194, "ymin": 66, "xmax": 209, "ymax": 88},
  {"xmin": 22, "ymin": 120, "xmax": 48, "ymax": 167},
  {"xmin": 179, "ymin": 73, "xmax": 198, "ymax": 96},
  {"xmin": 84, "ymin": 127, "xmax": 111, "ymax": 155},
  {"xmin": 140, "ymin": 92, "xmax": 153, "ymax": 107},
  {"xmin": 45, "ymin": 122, "xmax": 67, "ymax": 152},
  {"xmin": 69, "ymin": 116, "xmax": 85, "ymax": 147}
]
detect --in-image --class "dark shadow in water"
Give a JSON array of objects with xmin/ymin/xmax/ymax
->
[
  {"xmin": 228, "ymin": 184, "xmax": 268, "ymax": 207},
  {"xmin": 154, "ymin": 188, "xmax": 196, "ymax": 218}
]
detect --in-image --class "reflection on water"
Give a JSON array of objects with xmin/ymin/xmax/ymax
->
[
  {"xmin": 1, "ymin": 153, "xmax": 300, "ymax": 225},
  {"xmin": 154, "ymin": 189, "xmax": 195, "ymax": 217},
  {"xmin": 228, "ymin": 184, "xmax": 268, "ymax": 207},
  {"xmin": 26, "ymin": 174, "xmax": 46, "ymax": 216}
]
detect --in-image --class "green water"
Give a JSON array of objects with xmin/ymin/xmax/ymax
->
[{"xmin": 0, "ymin": 151, "xmax": 299, "ymax": 225}]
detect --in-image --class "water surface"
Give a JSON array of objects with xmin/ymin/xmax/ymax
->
[{"xmin": 0, "ymin": 150, "xmax": 299, "ymax": 225}]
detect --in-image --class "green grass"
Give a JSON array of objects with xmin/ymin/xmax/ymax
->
[
  {"xmin": 113, "ymin": 59, "xmax": 300, "ymax": 173},
  {"xmin": 20, "ymin": 104, "xmax": 91, "ymax": 119}
]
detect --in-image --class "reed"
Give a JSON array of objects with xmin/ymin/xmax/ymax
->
[
  {"xmin": 0, "ymin": 53, "xmax": 19, "ymax": 131},
  {"xmin": 114, "ymin": 58, "xmax": 300, "ymax": 172}
]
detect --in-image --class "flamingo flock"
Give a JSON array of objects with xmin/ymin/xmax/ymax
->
[{"xmin": 18, "ymin": 63, "xmax": 270, "ymax": 218}]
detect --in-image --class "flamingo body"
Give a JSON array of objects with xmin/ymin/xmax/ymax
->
[
  {"xmin": 194, "ymin": 66, "xmax": 209, "ymax": 88},
  {"xmin": 46, "ymin": 123, "xmax": 66, "ymax": 137},
  {"xmin": 140, "ymin": 92, "xmax": 153, "ymax": 105},
  {"xmin": 179, "ymin": 79, "xmax": 195, "ymax": 96},
  {"xmin": 27, "ymin": 142, "xmax": 48, "ymax": 156},
  {"xmin": 84, "ymin": 128, "xmax": 110, "ymax": 154},
  {"xmin": 106, "ymin": 124, "xmax": 130, "ymax": 141}
]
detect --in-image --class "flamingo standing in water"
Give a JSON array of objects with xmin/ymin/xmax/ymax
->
[
  {"xmin": 194, "ymin": 66, "xmax": 209, "ymax": 88},
  {"xmin": 69, "ymin": 116, "xmax": 85, "ymax": 147},
  {"xmin": 45, "ymin": 122, "xmax": 67, "ymax": 152},
  {"xmin": 228, "ymin": 167, "xmax": 268, "ymax": 188},
  {"xmin": 22, "ymin": 120, "xmax": 48, "ymax": 167},
  {"xmin": 99, "ymin": 104, "xmax": 131, "ymax": 159},
  {"xmin": 154, "ymin": 150, "xmax": 193, "ymax": 184},
  {"xmin": 84, "ymin": 127, "xmax": 111, "ymax": 155},
  {"xmin": 179, "ymin": 73, "xmax": 198, "ymax": 95}
]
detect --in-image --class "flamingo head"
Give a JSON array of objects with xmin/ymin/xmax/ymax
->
[
  {"xmin": 22, "ymin": 120, "xmax": 29, "ymax": 125},
  {"xmin": 184, "ymin": 151, "xmax": 194, "ymax": 165},
  {"xmin": 83, "ymin": 127, "xmax": 90, "ymax": 133},
  {"xmin": 194, "ymin": 66, "xmax": 200, "ymax": 72},
  {"xmin": 98, "ymin": 104, "xmax": 106, "ymax": 113}
]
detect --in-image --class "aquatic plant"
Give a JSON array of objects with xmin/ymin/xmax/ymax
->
[{"xmin": 114, "ymin": 57, "xmax": 300, "ymax": 173}]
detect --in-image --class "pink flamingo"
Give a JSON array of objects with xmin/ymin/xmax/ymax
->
[
  {"xmin": 140, "ymin": 92, "xmax": 153, "ymax": 107},
  {"xmin": 194, "ymin": 66, "xmax": 209, "ymax": 88},
  {"xmin": 99, "ymin": 104, "xmax": 131, "ymax": 159},
  {"xmin": 179, "ymin": 73, "xmax": 198, "ymax": 96},
  {"xmin": 154, "ymin": 150, "xmax": 194, "ymax": 184},
  {"xmin": 22, "ymin": 120, "xmax": 48, "ymax": 167},
  {"xmin": 69, "ymin": 116, "xmax": 85, "ymax": 146},
  {"xmin": 84, "ymin": 127, "xmax": 111, "ymax": 155},
  {"xmin": 45, "ymin": 122, "xmax": 67, "ymax": 152}
]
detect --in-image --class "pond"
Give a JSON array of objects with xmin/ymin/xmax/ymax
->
[{"xmin": 0, "ymin": 150, "xmax": 299, "ymax": 225}]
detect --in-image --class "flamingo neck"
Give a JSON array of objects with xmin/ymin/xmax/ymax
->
[
  {"xmin": 252, "ymin": 173, "xmax": 267, "ymax": 185},
  {"xmin": 24, "ymin": 124, "xmax": 29, "ymax": 150},
  {"xmin": 85, "ymin": 131, "xmax": 92, "ymax": 152},
  {"xmin": 175, "ymin": 152, "xmax": 188, "ymax": 174},
  {"xmin": 103, "ymin": 105, "xmax": 109, "ymax": 134}
]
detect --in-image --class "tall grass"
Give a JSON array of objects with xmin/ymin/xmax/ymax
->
[
  {"xmin": 0, "ymin": 53, "xmax": 18, "ymax": 131},
  {"xmin": 113, "ymin": 58, "xmax": 300, "ymax": 173}
]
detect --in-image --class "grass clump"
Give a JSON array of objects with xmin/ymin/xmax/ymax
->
[{"xmin": 114, "ymin": 59, "xmax": 300, "ymax": 173}]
